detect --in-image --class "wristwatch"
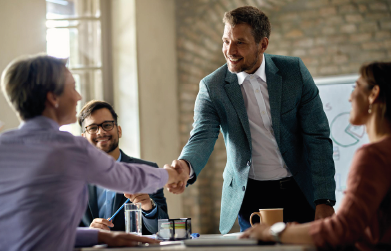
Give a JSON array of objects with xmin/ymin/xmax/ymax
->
[
  {"xmin": 143, "ymin": 199, "xmax": 156, "ymax": 214},
  {"xmin": 269, "ymin": 222, "xmax": 286, "ymax": 243},
  {"xmin": 314, "ymin": 199, "xmax": 335, "ymax": 207},
  {"xmin": 150, "ymin": 198, "xmax": 156, "ymax": 208}
]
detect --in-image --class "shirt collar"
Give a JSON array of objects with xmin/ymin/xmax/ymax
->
[
  {"xmin": 116, "ymin": 151, "xmax": 122, "ymax": 162},
  {"xmin": 236, "ymin": 54, "xmax": 266, "ymax": 85},
  {"xmin": 19, "ymin": 116, "xmax": 60, "ymax": 131}
]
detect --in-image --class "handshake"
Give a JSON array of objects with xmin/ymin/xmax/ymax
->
[{"xmin": 164, "ymin": 160, "xmax": 191, "ymax": 194}]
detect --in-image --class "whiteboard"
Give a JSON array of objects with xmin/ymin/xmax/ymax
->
[{"xmin": 314, "ymin": 75, "xmax": 369, "ymax": 210}]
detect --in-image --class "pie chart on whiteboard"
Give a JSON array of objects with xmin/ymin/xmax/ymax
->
[{"xmin": 330, "ymin": 112, "xmax": 365, "ymax": 147}]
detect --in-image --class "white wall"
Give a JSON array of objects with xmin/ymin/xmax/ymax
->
[
  {"xmin": 136, "ymin": 0, "xmax": 182, "ymax": 218},
  {"xmin": 111, "ymin": 0, "xmax": 182, "ymax": 218},
  {"xmin": 0, "ymin": 0, "xmax": 46, "ymax": 132},
  {"xmin": 111, "ymin": 0, "xmax": 141, "ymax": 158},
  {"xmin": 0, "ymin": 0, "xmax": 183, "ymax": 218}
]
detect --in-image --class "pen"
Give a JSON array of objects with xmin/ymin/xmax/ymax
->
[
  {"xmin": 191, "ymin": 233, "xmax": 200, "ymax": 239},
  {"xmin": 108, "ymin": 198, "xmax": 130, "ymax": 221}
]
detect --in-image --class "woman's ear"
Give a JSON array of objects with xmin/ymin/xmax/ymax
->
[
  {"xmin": 368, "ymin": 85, "xmax": 380, "ymax": 105},
  {"xmin": 46, "ymin": 92, "xmax": 59, "ymax": 108}
]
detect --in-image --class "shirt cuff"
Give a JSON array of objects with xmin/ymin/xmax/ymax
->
[
  {"xmin": 182, "ymin": 159, "xmax": 195, "ymax": 179},
  {"xmin": 154, "ymin": 167, "xmax": 169, "ymax": 190},
  {"xmin": 143, "ymin": 206, "xmax": 158, "ymax": 219},
  {"xmin": 75, "ymin": 227, "xmax": 99, "ymax": 247}
]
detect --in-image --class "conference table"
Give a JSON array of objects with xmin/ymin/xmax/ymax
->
[{"xmin": 77, "ymin": 234, "xmax": 316, "ymax": 251}]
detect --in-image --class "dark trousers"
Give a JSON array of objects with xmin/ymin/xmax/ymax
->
[{"xmin": 238, "ymin": 177, "xmax": 315, "ymax": 232}]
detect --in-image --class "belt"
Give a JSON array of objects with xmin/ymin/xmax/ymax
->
[
  {"xmin": 278, "ymin": 177, "xmax": 293, "ymax": 190},
  {"xmin": 249, "ymin": 177, "xmax": 294, "ymax": 190}
]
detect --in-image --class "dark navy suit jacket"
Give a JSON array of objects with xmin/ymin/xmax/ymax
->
[{"xmin": 80, "ymin": 149, "xmax": 168, "ymax": 234}]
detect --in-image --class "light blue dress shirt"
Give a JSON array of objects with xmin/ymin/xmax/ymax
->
[{"xmin": 97, "ymin": 153, "xmax": 122, "ymax": 219}]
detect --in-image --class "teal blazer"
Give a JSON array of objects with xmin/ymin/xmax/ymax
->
[{"xmin": 179, "ymin": 53, "xmax": 336, "ymax": 234}]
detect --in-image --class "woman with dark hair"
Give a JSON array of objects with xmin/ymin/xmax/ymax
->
[
  {"xmin": 0, "ymin": 54, "xmax": 183, "ymax": 251},
  {"xmin": 241, "ymin": 62, "xmax": 391, "ymax": 250}
]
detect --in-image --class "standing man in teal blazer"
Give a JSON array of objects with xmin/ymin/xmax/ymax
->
[{"xmin": 167, "ymin": 6, "xmax": 336, "ymax": 234}]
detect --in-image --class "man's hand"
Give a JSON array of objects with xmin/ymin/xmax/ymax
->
[
  {"xmin": 98, "ymin": 230, "xmax": 160, "ymax": 247},
  {"xmin": 90, "ymin": 218, "xmax": 114, "ymax": 231},
  {"xmin": 314, "ymin": 204, "xmax": 335, "ymax": 220},
  {"xmin": 164, "ymin": 159, "xmax": 190, "ymax": 194},
  {"xmin": 239, "ymin": 223, "xmax": 274, "ymax": 242},
  {"xmin": 124, "ymin": 193, "xmax": 153, "ymax": 211}
]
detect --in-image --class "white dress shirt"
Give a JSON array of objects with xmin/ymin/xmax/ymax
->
[{"xmin": 236, "ymin": 54, "xmax": 292, "ymax": 181}]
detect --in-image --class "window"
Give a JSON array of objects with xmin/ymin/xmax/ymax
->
[{"xmin": 46, "ymin": 0, "xmax": 103, "ymax": 134}]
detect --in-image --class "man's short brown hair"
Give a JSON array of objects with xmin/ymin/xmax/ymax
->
[
  {"xmin": 78, "ymin": 100, "xmax": 118, "ymax": 129},
  {"xmin": 223, "ymin": 6, "xmax": 271, "ymax": 43}
]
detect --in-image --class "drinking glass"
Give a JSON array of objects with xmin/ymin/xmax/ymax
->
[{"xmin": 125, "ymin": 203, "xmax": 142, "ymax": 235}]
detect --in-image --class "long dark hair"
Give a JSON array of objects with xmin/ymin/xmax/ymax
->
[{"xmin": 360, "ymin": 62, "xmax": 391, "ymax": 121}]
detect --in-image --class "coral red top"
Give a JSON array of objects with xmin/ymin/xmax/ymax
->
[{"xmin": 310, "ymin": 136, "xmax": 391, "ymax": 250}]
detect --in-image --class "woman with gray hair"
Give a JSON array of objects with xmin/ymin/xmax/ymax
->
[{"xmin": 0, "ymin": 54, "xmax": 183, "ymax": 251}]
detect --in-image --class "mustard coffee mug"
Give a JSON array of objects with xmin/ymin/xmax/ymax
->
[{"xmin": 249, "ymin": 208, "xmax": 283, "ymax": 226}]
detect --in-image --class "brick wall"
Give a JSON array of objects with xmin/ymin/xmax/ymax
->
[{"xmin": 175, "ymin": 0, "xmax": 391, "ymax": 234}]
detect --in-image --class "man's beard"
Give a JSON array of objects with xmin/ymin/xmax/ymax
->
[
  {"xmin": 105, "ymin": 138, "xmax": 119, "ymax": 154},
  {"xmin": 227, "ymin": 48, "xmax": 259, "ymax": 73},
  {"xmin": 95, "ymin": 130, "xmax": 120, "ymax": 154}
]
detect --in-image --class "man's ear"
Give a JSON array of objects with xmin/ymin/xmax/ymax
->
[
  {"xmin": 81, "ymin": 132, "xmax": 85, "ymax": 138},
  {"xmin": 258, "ymin": 37, "xmax": 269, "ymax": 53},
  {"xmin": 118, "ymin": 125, "xmax": 122, "ymax": 139},
  {"xmin": 369, "ymin": 85, "xmax": 380, "ymax": 104}
]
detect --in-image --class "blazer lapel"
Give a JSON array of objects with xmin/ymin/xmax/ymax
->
[
  {"xmin": 224, "ymin": 70, "xmax": 252, "ymax": 150},
  {"xmin": 119, "ymin": 150, "xmax": 131, "ymax": 162},
  {"xmin": 265, "ymin": 54, "xmax": 282, "ymax": 147},
  {"xmin": 88, "ymin": 185, "xmax": 99, "ymax": 219}
]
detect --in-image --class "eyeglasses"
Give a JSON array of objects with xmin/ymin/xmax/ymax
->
[{"xmin": 84, "ymin": 121, "xmax": 116, "ymax": 134}]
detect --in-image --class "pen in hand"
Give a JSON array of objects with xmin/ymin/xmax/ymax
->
[{"xmin": 108, "ymin": 198, "xmax": 130, "ymax": 221}]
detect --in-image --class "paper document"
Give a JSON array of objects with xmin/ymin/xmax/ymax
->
[
  {"xmin": 223, "ymin": 232, "xmax": 243, "ymax": 238},
  {"xmin": 184, "ymin": 238, "xmax": 258, "ymax": 246}
]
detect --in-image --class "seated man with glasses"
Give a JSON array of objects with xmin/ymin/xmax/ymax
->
[{"xmin": 78, "ymin": 100, "xmax": 168, "ymax": 234}]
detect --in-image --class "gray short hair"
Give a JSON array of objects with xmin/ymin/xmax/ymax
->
[{"xmin": 1, "ymin": 54, "xmax": 67, "ymax": 120}]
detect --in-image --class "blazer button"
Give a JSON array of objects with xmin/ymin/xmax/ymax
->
[{"xmin": 242, "ymin": 186, "xmax": 245, "ymax": 191}]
